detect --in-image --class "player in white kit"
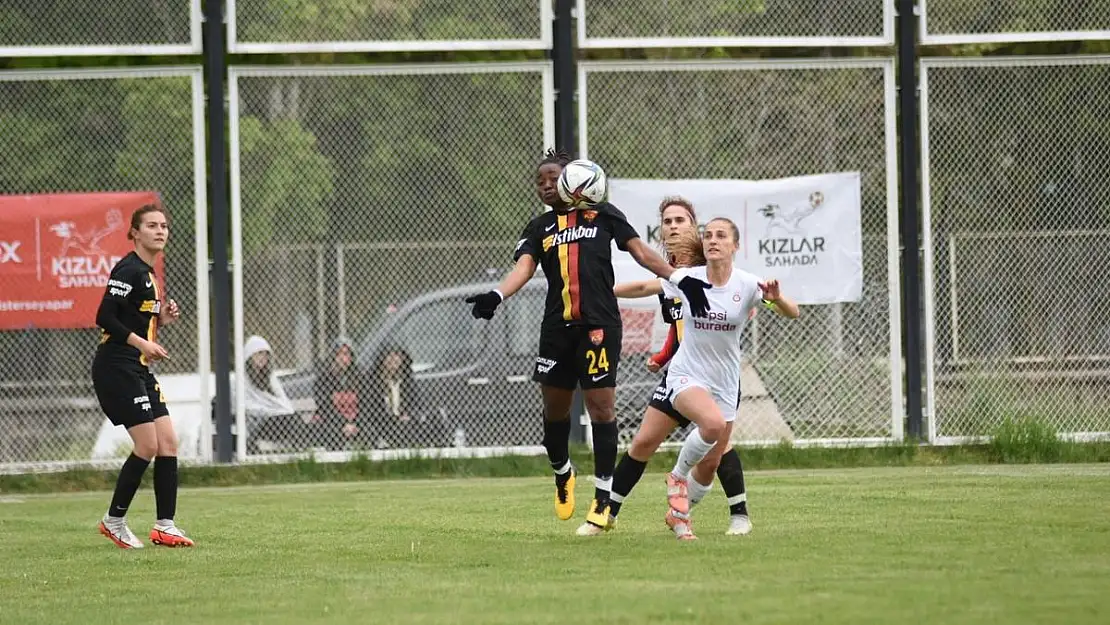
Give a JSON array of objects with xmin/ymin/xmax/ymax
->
[{"xmin": 599, "ymin": 217, "xmax": 800, "ymax": 540}]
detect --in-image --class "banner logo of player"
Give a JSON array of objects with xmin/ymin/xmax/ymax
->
[
  {"xmin": 756, "ymin": 190, "xmax": 828, "ymax": 268},
  {"xmin": 589, "ymin": 328, "xmax": 604, "ymax": 346},
  {"xmin": 758, "ymin": 191, "xmax": 823, "ymax": 237},
  {"xmin": 52, "ymin": 209, "xmax": 123, "ymax": 256},
  {"xmin": 49, "ymin": 210, "xmax": 125, "ymax": 289}
]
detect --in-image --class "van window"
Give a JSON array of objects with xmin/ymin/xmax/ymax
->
[{"xmin": 392, "ymin": 299, "xmax": 482, "ymax": 371}]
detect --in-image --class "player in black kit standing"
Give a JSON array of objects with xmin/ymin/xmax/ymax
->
[
  {"xmin": 93, "ymin": 204, "xmax": 194, "ymax": 549},
  {"xmin": 466, "ymin": 150, "xmax": 712, "ymax": 536}
]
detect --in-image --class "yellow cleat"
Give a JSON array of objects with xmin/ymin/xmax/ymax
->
[
  {"xmin": 554, "ymin": 467, "xmax": 576, "ymax": 520},
  {"xmin": 576, "ymin": 499, "xmax": 615, "ymax": 536}
]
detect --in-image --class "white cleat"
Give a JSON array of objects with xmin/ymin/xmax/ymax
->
[
  {"xmin": 575, "ymin": 515, "xmax": 615, "ymax": 536},
  {"xmin": 726, "ymin": 515, "xmax": 752, "ymax": 536},
  {"xmin": 576, "ymin": 522, "xmax": 606, "ymax": 536},
  {"xmin": 98, "ymin": 516, "xmax": 144, "ymax": 549},
  {"xmin": 150, "ymin": 522, "xmax": 196, "ymax": 547}
]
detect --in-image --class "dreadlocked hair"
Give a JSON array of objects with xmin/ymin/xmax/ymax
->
[{"xmin": 540, "ymin": 148, "xmax": 572, "ymax": 167}]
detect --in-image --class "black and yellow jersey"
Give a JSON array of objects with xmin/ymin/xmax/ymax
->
[
  {"xmin": 95, "ymin": 251, "xmax": 162, "ymax": 366},
  {"xmin": 513, "ymin": 202, "xmax": 639, "ymax": 329},
  {"xmin": 658, "ymin": 293, "xmax": 686, "ymax": 342}
]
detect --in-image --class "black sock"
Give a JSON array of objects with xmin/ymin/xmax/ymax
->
[
  {"xmin": 591, "ymin": 421, "xmax": 618, "ymax": 501},
  {"xmin": 608, "ymin": 453, "xmax": 647, "ymax": 518},
  {"xmin": 107, "ymin": 453, "xmax": 150, "ymax": 518},
  {"xmin": 543, "ymin": 418, "xmax": 572, "ymax": 474},
  {"xmin": 154, "ymin": 456, "xmax": 178, "ymax": 521},
  {"xmin": 717, "ymin": 448, "xmax": 749, "ymax": 516}
]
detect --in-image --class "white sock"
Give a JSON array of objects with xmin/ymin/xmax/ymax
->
[
  {"xmin": 156, "ymin": 519, "xmax": 175, "ymax": 528},
  {"xmin": 594, "ymin": 476, "xmax": 612, "ymax": 492},
  {"xmin": 688, "ymin": 478, "xmax": 713, "ymax": 508},
  {"xmin": 553, "ymin": 460, "xmax": 572, "ymax": 475},
  {"xmin": 672, "ymin": 429, "xmax": 716, "ymax": 478}
]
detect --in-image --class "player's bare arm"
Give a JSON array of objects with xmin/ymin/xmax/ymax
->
[
  {"xmin": 623, "ymin": 237, "xmax": 677, "ymax": 281},
  {"xmin": 465, "ymin": 255, "xmax": 537, "ymax": 320},
  {"xmin": 128, "ymin": 333, "xmax": 169, "ymax": 362},
  {"xmin": 498, "ymin": 255, "xmax": 538, "ymax": 299},
  {"xmin": 758, "ymin": 278, "xmax": 801, "ymax": 319},
  {"xmin": 613, "ymin": 279, "xmax": 664, "ymax": 299}
]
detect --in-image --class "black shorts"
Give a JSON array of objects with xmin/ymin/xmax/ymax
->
[
  {"xmin": 533, "ymin": 324, "xmax": 622, "ymax": 390},
  {"xmin": 648, "ymin": 373, "xmax": 691, "ymax": 428},
  {"xmin": 92, "ymin": 355, "xmax": 169, "ymax": 429}
]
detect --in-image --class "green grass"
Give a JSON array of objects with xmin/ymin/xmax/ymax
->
[
  {"xmin": 1, "ymin": 465, "xmax": 1108, "ymax": 625},
  {"xmin": 5, "ymin": 438, "xmax": 1110, "ymax": 494}
]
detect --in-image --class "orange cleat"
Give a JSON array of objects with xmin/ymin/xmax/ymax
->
[
  {"xmin": 150, "ymin": 524, "xmax": 195, "ymax": 547},
  {"xmin": 666, "ymin": 472, "xmax": 689, "ymax": 515},
  {"xmin": 99, "ymin": 517, "xmax": 144, "ymax": 549},
  {"xmin": 665, "ymin": 508, "xmax": 697, "ymax": 541}
]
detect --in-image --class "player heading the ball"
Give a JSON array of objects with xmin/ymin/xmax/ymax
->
[{"xmin": 464, "ymin": 152, "xmax": 714, "ymax": 536}]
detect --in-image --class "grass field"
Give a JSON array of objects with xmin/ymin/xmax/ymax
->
[{"xmin": 1, "ymin": 465, "xmax": 1108, "ymax": 625}]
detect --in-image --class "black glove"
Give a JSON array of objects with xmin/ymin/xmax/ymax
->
[
  {"xmin": 671, "ymin": 271, "xmax": 712, "ymax": 318},
  {"xmin": 465, "ymin": 290, "xmax": 503, "ymax": 320}
]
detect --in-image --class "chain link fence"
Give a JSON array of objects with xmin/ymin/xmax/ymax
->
[
  {"xmin": 921, "ymin": 57, "xmax": 1110, "ymax": 443},
  {"xmin": 229, "ymin": 64, "xmax": 553, "ymax": 459},
  {"xmin": 229, "ymin": 0, "xmax": 550, "ymax": 53},
  {"xmin": 577, "ymin": 0, "xmax": 891, "ymax": 47},
  {"xmin": 921, "ymin": 0, "xmax": 1110, "ymax": 44},
  {"xmin": 0, "ymin": 68, "xmax": 209, "ymax": 471},
  {"xmin": 580, "ymin": 60, "xmax": 900, "ymax": 446},
  {"xmin": 0, "ymin": 1, "xmax": 199, "ymax": 57}
]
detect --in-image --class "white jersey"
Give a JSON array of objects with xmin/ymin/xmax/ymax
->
[{"xmin": 660, "ymin": 266, "xmax": 763, "ymax": 415}]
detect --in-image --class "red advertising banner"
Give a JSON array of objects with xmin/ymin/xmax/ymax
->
[{"xmin": 0, "ymin": 192, "xmax": 165, "ymax": 330}]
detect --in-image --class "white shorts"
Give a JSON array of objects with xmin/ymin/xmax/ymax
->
[{"xmin": 664, "ymin": 374, "xmax": 738, "ymax": 423}]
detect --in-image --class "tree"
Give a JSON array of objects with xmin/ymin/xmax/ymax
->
[
  {"xmin": 234, "ymin": 0, "xmax": 540, "ymax": 43},
  {"xmin": 238, "ymin": 116, "xmax": 334, "ymax": 257},
  {"xmin": 0, "ymin": 1, "xmax": 190, "ymax": 47}
]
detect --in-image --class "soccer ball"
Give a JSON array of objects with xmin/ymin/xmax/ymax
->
[{"xmin": 557, "ymin": 159, "xmax": 608, "ymax": 208}]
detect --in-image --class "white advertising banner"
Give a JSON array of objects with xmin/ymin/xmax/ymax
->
[{"xmin": 607, "ymin": 172, "xmax": 863, "ymax": 305}]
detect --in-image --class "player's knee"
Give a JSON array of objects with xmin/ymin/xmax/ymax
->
[
  {"xmin": 541, "ymin": 387, "xmax": 574, "ymax": 421},
  {"xmin": 584, "ymin": 401, "xmax": 615, "ymax": 423},
  {"xmin": 542, "ymin": 407, "xmax": 571, "ymax": 423},
  {"xmin": 131, "ymin": 434, "xmax": 158, "ymax": 460},
  {"xmin": 699, "ymin": 417, "xmax": 726, "ymax": 443},
  {"xmin": 157, "ymin": 433, "xmax": 179, "ymax": 456},
  {"xmin": 628, "ymin": 432, "xmax": 660, "ymax": 460},
  {"xmin": 541, "ymin": 396, "xmax": 571, "ymax": 422}
]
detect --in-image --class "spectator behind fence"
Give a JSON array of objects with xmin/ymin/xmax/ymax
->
[
  {"xmin": 235, "ymin": 335, "xmax": 300, "ymax": 452},
  {"xmin": 368, "ymin": 344, "xmax": 435, "ymax": 448},
  {"xmin": 312, "ymin": 337, "xmax": 369, "ymax": 449}
]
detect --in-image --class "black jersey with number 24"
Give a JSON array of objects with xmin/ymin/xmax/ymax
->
[{"xmin": 513, "ymin": 202, "xmax": 639, "ymax": 329}]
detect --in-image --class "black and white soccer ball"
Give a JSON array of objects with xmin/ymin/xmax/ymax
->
[{"xmin": 556, "ymin": 159, "xmax": 608, "ymax": 208}]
